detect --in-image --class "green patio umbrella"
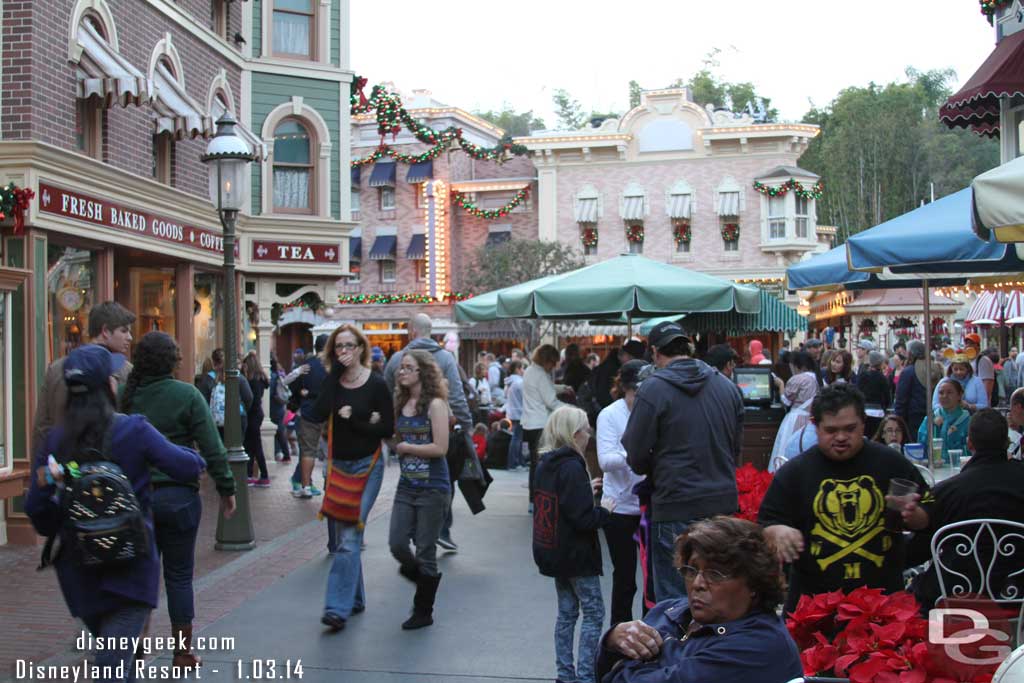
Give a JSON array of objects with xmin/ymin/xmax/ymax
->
[{"xmin": 456, "ymin": 254, "xmax": 760, "ymax": 323}]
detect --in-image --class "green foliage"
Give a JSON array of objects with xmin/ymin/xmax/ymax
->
[
  {"xmin": 798, "ymin": 67, "xmax": 1000, "ymax": 241},
  {"xmin": 475, "ymin": 105, "xmax": 546, "ymax": 137},
  {"xmin": 628, "ymin": 80, "xmax": 642, "ymax": 109},
  {"xmin": 552, "ymin": 88, "xmax": 586, "ymax": 130}
]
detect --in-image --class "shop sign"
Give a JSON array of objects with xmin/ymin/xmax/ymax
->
[
  {"xmin": 251, "ymin": 240, "xmax": 340, "ymax": 264},
  {"xmin": 38, "ymin": 182, "xmax": 232, "ymax": 256}
]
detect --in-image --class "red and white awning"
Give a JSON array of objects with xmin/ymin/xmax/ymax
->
[{"xmin": 965, "ymin": 290, "xmax": 1024, "ymax": 324}]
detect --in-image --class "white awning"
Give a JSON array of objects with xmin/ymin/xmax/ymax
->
[
  {"xmin": 574, "ymin": 197, "xmax": 598, "ymax": 223},
  {"xmin": 74, "ymin": 22, "xmax": 150, "ymax": 108},
  {"xmin": 667, "ymin": 193, "xmax": 692, "ymax": 219},
  {"xmin": 210, "ymin": 97, "xmax": 266, "ymax": 161},
  {"xmin": 151, "ymin": 63, "xmax": 213, "ymax": 140},
  {"xmin": 717, "ymin": 191, "xmax": 740, "ymax": 216},
  {"xmin": 622, "ymin": 196, "xmax": 644, "ymax": 221}
]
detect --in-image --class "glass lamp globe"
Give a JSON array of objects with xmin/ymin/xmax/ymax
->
[{"xmin": 202, "ymin": 113, "xmax": 253, "ymax": 212}]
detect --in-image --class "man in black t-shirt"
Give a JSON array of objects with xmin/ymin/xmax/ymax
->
[{"xmin": 759, "ymin": 384, "xmax": 933, "ymax": 612}]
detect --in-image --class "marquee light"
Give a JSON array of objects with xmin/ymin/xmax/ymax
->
[{"xmin": 423, "ymin": 180, "xmax": 449, "ymax": 300}]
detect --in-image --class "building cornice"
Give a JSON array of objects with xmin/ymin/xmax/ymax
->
[
  {"xmin": 143, "ymin": 0, "xmax": 245, "ymax": 68},
  {"xmin": 248, "ymin": 58, "xmax": 354, "ymax": 82}
]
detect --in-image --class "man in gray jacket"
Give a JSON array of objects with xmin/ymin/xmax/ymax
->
[
  {"xmin": 385, "ymin": 313, "xmax": 474, "ymax": 550},
  {"xmin": 621, "ymin": 321, "xmax": 744, "ymax": 602}
]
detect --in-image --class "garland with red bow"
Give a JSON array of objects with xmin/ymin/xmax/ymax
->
[
  {"xmin": 0, "ymin": 184, "xmax": 34, "ymax": 234},
  {"xmin": 721, "ymin": 222, "xmax": 740, "ymax": 242},
  {"xmin": 672, "ymin": 221, "xmax": 691, "ymax": 244},
  {"xmin": 625, "ymin": 224, "xmax": 644, "ymax": 243},
  {"xmin": 451, "ymin": 187, "xmax": 529, "ymax": 219},
  {"xmin": 581, "ymin": 226, "xmax": 598, "ymax": 248}
]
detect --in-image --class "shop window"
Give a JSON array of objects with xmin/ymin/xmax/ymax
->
[
  {"xmin": 380, "ymin": 187, "xmax": 396, "ymax": 211},
  {"xmin": 272, "ymin": 0, "xmax": 315, "ymax": 59},
  {"xmin": 795, "ymin": 195, "xmax": 810, "ymax": 238},
  {"xmin": 153, "ymin": 133, "xmax": 174, "ymax": 185},
  {"xmin": 47, "ymin": 245, "xmax": 98, "ymax": 361},
  {"xmin": 75, "ymin": 98, "xmax": 103, "ymax": 159},
  {"xmin": 379, "ymin": 260, "xmax": 396, "ymax": 283},
  {"xmin": 194, "ymin": 273, "xmax": 224, "ymax": 372},
  {"xmin": 768, "ymin": 195, "xmax": 786, "ymax": 240},
  {"xmin": 272, "ymin": 118, "xmax": 314, "ymax": 213},
  {"xmin": 128, "ymin": 268, "xmax": 176, "ymax": 342}
]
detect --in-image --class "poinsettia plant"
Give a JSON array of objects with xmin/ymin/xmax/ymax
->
[
  {"xmin": 787, "ymin": 587, "xmax": 1002, "ymax": 683},
  {"xmin": 734, "ymin": 463, "xmax": 772, "ymax": 522}
]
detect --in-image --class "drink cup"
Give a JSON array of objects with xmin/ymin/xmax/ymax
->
[
  {"xmin": 932, "ymin": 438, "xmax": 945, "ymax": 465},
  {"xmin": 948, "ymin": 449, "xmax": 963, "ymax": 471},
  {"xmin": 885, "ymin": 477, "xmax": 919, "ymax": 532}
]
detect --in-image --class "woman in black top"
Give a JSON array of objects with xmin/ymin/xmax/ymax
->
[
  {"xmin": 311, "ymin": 324, "xmax": 394, "ymax": 631},
  {"xmin": 241, "ymin": 351, "xmax": 270, "ymax": 485},
  {"xmin": 858, "ymin": 350, "xmax": 892, "ymax": 438}
]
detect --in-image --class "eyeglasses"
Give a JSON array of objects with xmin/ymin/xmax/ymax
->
[
  {"xmin": 398, "ymin": 366, "xmax": 420, "ymax": 374},
  {"xmin": 335, "ymin": 343, "xmax": 360, "ymax": 351},
  {"xmin": 678, "ymin": 564, "xmax": 732, "ymax": 585},
  {"xmin": 882, "ymin": 428, "xmax": 902, "ymax": 436}
]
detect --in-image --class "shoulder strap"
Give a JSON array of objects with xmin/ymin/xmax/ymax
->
[{"xmin": 100, "ymin": 414, "xmax": 125, "ymax": 464}]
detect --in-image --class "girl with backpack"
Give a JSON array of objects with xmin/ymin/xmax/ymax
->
[
  {"xmin": 119, "ymin": 332, "xmax": 237, "ymax": 671},
  {"xmin": 389, "ymin": 349, "xmax": 450, "ymax": 630},
  {"xmin": 241, "ymin": 351, "xmax": 270, "ymax": 486},
  {"xmin": 26, "ymin": 345, "xmax": 205, "ymax": 681}
]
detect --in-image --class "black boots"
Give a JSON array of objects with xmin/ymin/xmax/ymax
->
[{"xmin": 401, "ymin": 573, "xmax": 441, "ymax": 630}]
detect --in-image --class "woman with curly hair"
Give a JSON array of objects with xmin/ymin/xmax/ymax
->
[
  {"xmin": 389, "ymin": 349, "xmax": 450, "ymax": 630},
  {"xmin": 596, "ymin": 516, "xmax": 802, "ymax": 683},
  {"xmin": 119, "ymin": 331, "xmax": 236, "ymax": 671}
]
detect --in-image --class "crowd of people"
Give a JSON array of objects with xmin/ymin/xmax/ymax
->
[{"xmin": 21, "ymin": 300, "xmax": 1024, "ymax": 683}]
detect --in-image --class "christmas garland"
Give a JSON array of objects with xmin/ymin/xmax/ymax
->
[
  {"xmin": 752, "ymin": 178, "xmax": 824, "ymax": 200},
  {"xmin": 0, "ymin": 184, "xmax": 35, "ymax": 234},
  {"xmin": 350, "ymin": 76, "xmax": 528, "ymax": 167},
  {"xmin": 721, "ymin": 223, "xmax": 740, "ymax": 242},
  {"xmin": 625, "ymin": 223, "xmax": 644, "ymax": 243},
  {"xmin": 451, "ymin": 187, "xmax": 530, "ymax": 219},
  {"xmin": 672, "ymin": 221, "xmax": 691, "ymax": 244},
  {"xmin": 337, "ymin": 292, "xmax": 471, "ymax": 305},
  {"xmin": 980, "ymin": 0, "xmax": 1012, "ymax": 20},
  {"xmin": 581, "ymin": 226, "xmax": 598, "ymax": 248}
]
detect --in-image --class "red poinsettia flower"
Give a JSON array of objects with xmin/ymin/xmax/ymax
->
[{"xmin": 802, "ymin": 633, "xmax": 839, "ymax": 675}]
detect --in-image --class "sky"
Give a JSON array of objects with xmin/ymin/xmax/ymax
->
[{"xmin": 350, "ymin": 0, "xmax": 999, "ymax": 128}]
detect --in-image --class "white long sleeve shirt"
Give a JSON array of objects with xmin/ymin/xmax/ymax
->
[
  {"xmin": 521, "ymin": 364, "xmax": 564, "ymax": 430},
  {"xmin": 596, "ymin": 398, "xmax": 645, "ymax": 516}
]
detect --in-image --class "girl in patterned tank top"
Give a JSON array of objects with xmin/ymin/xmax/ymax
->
[{"xmin": 389, "ymin": 349, "xmax": 450, "ymax": 630}]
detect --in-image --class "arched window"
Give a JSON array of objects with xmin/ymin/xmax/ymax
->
[{"xmin": 273, "ymin": 118, "xmax": 314, "ymax": 212}]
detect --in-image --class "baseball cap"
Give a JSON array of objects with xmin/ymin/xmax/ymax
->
[
  {"xmin": 805, "ymin": 338, "xmax": 823, "ymax": 348},
  {"xmin": 856, "ymin": 340, "xmax": 875, "ymax": 351},
  {"xmin": 293, "ymin": 347, "xmax": 306, "ymax": 357},
  {"xmin": 647, "ymin": 321, "xmax": 690, "ymax": 349},
  {"xmin": 618, "ymin": 359, "xmax": 648, "ymax": 388},
  {"xmin": 371, "ymin": 346, "xmax": 385, "ymax": 362},
  {"xmin": 64, "ymin": 345, "xmax": 127, "ymax": 393},
  {"xmin": 621, "ymin": 339, "xmax": 646, "ymax": 359},
  {"xmin": 964, "ymin": 333, "xmax": 981, "ymax": 345}
]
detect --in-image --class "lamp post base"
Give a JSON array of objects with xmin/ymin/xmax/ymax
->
[{"xmin": 215, "ymin": 449, "xmax": 255, "ymax": 551}]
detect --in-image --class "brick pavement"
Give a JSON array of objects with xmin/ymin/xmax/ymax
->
[{"xmin": 0, "ymin": 456, "xmax": 400, "ymax": 678}]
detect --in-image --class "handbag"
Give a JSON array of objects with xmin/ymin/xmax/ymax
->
[{"xmin": 318, "ymin": 419, "xmax": 380, "ymax": 529}]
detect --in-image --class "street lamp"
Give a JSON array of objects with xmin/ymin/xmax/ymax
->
[{"xmin": 202, "ymin": 112, "xmax": 256, "ymax": 551}]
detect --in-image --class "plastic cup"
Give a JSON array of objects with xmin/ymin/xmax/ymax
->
[
  {"xmin": 932, "ymin": 438, "xmax": 945, "ymax": 465},
  {"xmin": 948, "ymin": 449, "xmax": 963, "ymax": 471},
  {"xmin": 885, "ymin": 478, "xmax": 919, "ymax": 532}
]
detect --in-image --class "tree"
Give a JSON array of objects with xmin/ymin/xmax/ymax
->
[
  {"xmin": 628, "ymin": 80, "xmax": 642, "ymax": 109},
  {"xmin": 475, "ymin": 105, "xmax": 546, "ymax": 137},
  {"xmin": 798, "ymin": 67, "xmax": 999, "ymax": 241},
  {"xmin": 552, "ymin": 88, "xmax": 586, "ymax": 130},
  {"xmin": 462, "ymin": 239, "xmax": 585, "ymax": 348}
]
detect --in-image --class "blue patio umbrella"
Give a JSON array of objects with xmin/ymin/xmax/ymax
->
[{"xmin": 786, "ymin": 244, "xmax": 971, "ymax": 292}]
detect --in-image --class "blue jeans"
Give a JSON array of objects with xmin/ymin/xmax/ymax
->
[
  {"xmin": 508, "ymin": 420, "xmax": 523, "ymax": 469},
  {"xmin": 151, "ymin": 485, "xmax": 202, "ymax": 624},
  {"xmin": 554, "ymin": 576, "xmax": 604, "ymax": 683},
  {"xmin": 651, "ymin": 520, "xmax": 690, "ymax": 602},
  {"xmin": 82, "ymin": 602, "xmax": 151, "ymax": 682},
  {"xmin": 323, "ymin": 454, "xmax": 384, "ymax": 619}
]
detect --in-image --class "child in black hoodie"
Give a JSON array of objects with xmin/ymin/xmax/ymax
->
[{"xmin": 532, "ymin": 405, "xmax": 611, "ymax": 683}]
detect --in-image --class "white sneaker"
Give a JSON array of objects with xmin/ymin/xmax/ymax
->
[{"xmin": 292, "ymin": 486, "xmax": 314, "ymax": 499}]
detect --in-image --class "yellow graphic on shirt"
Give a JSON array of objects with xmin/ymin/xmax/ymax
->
[{"xmin": 811, "ymin": 476, "xmax": 885, "ymax": 571}]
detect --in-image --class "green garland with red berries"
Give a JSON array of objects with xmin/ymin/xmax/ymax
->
[
  {"xmin": 721, "ymin": 223, "xmax": 740, "ymax": 242},
  {"xmin": 980, "ymin": 0, "xmax": 1012, "ymax": 21},
  {"xmin": 581, "ymin": 226, "xmax": 598, "ymax": 248},
  {"xmin": 0, "ymin": 184, "xmax": 35, "ymax": 234},
  {"xmin": 451, "ymin": 187, "xmax": 530, "ymax": 219},
  {"xmin": 752, "ymin": 178, "xmax": 824, "ymax": 200},
  {"xmin": 350, "ymin": 76, "xmax": 528, "ymax": 167},
  {"xmin": 673, "ymin": 221, "xmax": 691, "ymax": 244},
  {"xmin": 337, "ymin": 292, "xmax": 471, "ymax": 305}
]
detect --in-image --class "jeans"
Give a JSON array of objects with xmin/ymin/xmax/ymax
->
[
  {"xmin": 389, "ymin": 486, "xmax": 449, "ymax": 577},
  {"xmin": 81, "ymin": 601, "xmax": 151, "ymax": 682},
  {"xmin": 524, "ymin": 427, "xmax": 543, "ymax": 503},
  {"xmin": 324, "ymin": 454, "xmax": 384, "ymax": 619},
  {"xmin": 272, "ymin": 417, "xmax": 290, "ymax": 457},
  {"xmin": 151, "ymin": 485, "xmax": 202, "ymax": 624},
  {"xmin": 651, "ymin": 520, "xmax": 690, "ymax": 602},
  {"xmin": 244, "ymin": 412, "xmax": 268, "ymax": 479},
  {"xmin": 508, "ymin": 420, "xmax": 523, "ymax": 469},
  {"xmin": 554, "ymin": 576, "xmax": 604, "ymax": 683},
  {"xmin": 603, "ymin": 513, "xmax": 641, "ymax": 624}
]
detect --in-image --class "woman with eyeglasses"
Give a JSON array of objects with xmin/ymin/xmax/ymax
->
[
  {"xmin": 595, "ymin": 516, "xmax": 802, "ymax": 683},
  {"xmin": 311, "ymin": 324, "xmax": 394, "ymax": 632},
  {"xmin": 873, "ymin": 414, "xmax": 910, "ymax": 452},
  {"xmin": 533, "ymin": 405, "xmax": 611, "ymax": 683},
  {"xmin": 389, "ymin": 349, "xmax": 450, "ymax": 630}
]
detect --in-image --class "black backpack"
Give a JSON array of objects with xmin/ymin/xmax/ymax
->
[{"xmin": 40, "ymin": 415, "xmax": 149, "ymax": 570}]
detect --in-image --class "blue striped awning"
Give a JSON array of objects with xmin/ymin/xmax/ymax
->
[
  {"xmin": 406, "ymin": 233, "xmax": 426, "ymax": 259},
  {"xmin": 349, "ymin": 236, "xmax": 362, "ymax": 262},
  {"xmin": 350, "ymin": 166, "xmax": 360, "ymax": 185},
  {"xmin": 486, "ymin": 231, "xmax": 512, "ymax": 247},
  {"xmin": 368, "ymin": 162, "xmax": 396, "ymax": 187},
  {"xmin": 406, "ymin": 160, "xmax": 433, "ymax": 184},
  {"xmin": 368, "ymin": 235, "xmax": 396, "ymax": 260}
]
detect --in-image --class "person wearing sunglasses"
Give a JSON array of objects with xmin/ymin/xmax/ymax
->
[{"xmin": 595, "ymin": 516, "xmax": 802, "ymax": 683}]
